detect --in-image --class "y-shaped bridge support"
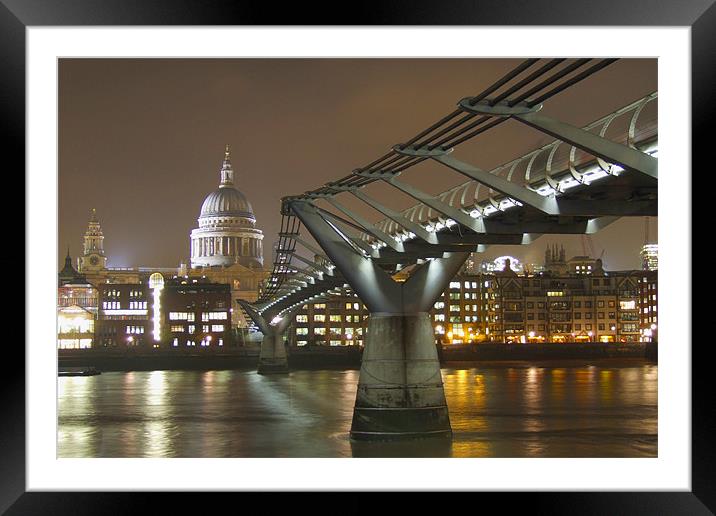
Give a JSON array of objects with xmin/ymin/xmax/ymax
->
[
  {"xmin": 236, "ymin": 300, "xmax": 296, "ymax": 375},
  {"xmin": 291, "ymin": 201, "xmax": 470, "ymax": 441}
]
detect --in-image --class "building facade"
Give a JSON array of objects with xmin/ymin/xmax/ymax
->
[
  {"xmin": 95, "ymin": 282, "xmax": 152, "ymax": 348},
  {"xmin": 287, "ymin": 256, "xmax": 657, "ymax": 346},
  {"xmin": 163, "ymin": 277, "xmax": 232, "ymax": 348},
  {"xmin": 640, "ymin": 244, "xmax": 658, "ymax": 271},
  {"xmin": 57, "ymin": 282, "xmax": 98, "ymax": 349},
  {"xmin": 287, "ymin": 290, "xmax": 369, "ymax": 347},
  {"xmin": 94, "ymin": 274, "xmax": 232, "ymax": 349}
]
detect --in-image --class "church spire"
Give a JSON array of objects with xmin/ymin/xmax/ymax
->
[{"xmin": 219, "ymin": 144, "xmax": 235, "ymax": 187}]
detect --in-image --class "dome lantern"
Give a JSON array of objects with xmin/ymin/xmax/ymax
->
[{"xmin": 219, "ymin": 144, "xmax": 234, "ymax": 187}]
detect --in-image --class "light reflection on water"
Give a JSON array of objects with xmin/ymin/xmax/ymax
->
[{"xmin": 58, "ymin": 360, "xmax": 656, "ymax": 458}]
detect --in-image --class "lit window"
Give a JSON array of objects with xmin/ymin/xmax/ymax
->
[
  {"xmin": 296, "ymin": 315, "xmax": 308, "ymax": 323},
  {"xmin": 211, "ymin": 324, "xmax": 224, "ymax": 332},
  {"xmin": 314, "ymin": 314, "xmax": 325, "ymax": 322}
]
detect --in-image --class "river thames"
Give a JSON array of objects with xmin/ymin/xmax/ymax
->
[{"xmin": 58, "ymin": 359, "xmax": 657, "ymax": 458}]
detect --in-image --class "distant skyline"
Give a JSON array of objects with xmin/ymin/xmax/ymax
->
[{"xmin": 59, "ymin": 58, "xmax": 657, "ymax": 272}]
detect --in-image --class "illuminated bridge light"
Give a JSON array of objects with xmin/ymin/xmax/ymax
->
[{"xmin": 560, "ymin": 178, "xmax": 580, "ymax": 190}]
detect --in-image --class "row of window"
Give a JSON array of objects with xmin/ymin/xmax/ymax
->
[
  {"xmin": 296, "ymin": 340, "xmax": 363, "ymax": 346},
  {"xmin": 296, "ymin": 327, "xmax": 363, "ymax": 336},
  {"xmin": 172, "ymin": 338, "xmax": 224, "ymax": 347},
  {"xmin": 434, "ymin": 299, "xmax": 638, "ymax": 309},
  {"xmin": 170, "ymin": 324, "xmax": 225, "ymax": 333},
  {"xmin": 167, "ymin": 311, "xmax": 229, "ymax": 321},
  {"xmin": 435, "ymin": 315, "xmax": 481, "ymax": 323}
]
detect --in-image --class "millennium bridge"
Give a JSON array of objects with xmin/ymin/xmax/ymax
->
[{"xmin": 236, "ymin": 58, "xmax": 658, "ymax": 441}]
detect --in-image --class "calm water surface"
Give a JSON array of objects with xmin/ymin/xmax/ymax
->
[{"xmin": 58, "ymin": 359, "xmax": 657, "ymax": 458}]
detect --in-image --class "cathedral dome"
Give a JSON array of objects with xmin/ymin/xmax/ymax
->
[
  {"xmin": 190, "ymin": 145, "xmax": 264, "ymax": 270},
  {"xmin": 198, "ymin": 146, "xmax": 255, "ymax": 221},
  {"xmin": 200, "ymin": 187, "xmax": 255, "ymax": 220}
]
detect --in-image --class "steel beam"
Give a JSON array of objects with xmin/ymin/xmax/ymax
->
[
  {"xmin": 324, "ymin": 197, "xmax": 404, "ymax": 252},
  {"xmin": 514, "ymin": 111, "xmax": 658, "ymax": 180},
  {"xmin": 278, "ymin": 232, "xmax": 331, "ymax": 263},
  {"xmin": 286, "ymin": 251, "xmax": 333, "ymax": 275},
  {"xmin": 349, "ymin": 189, "xmax": 438, "ymax": 244},
  {"xmin": 378, "ymin": 175, "xmax": 486, "ymax": 233},
  {"xmin": 432, "ymin": 154, "xmax": 559, "ymax": 214}
]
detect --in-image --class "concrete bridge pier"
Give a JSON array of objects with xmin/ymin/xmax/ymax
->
[
  {"xmin": 351, "ymin": 311, "xmax": 450, "ymax": 440},
  {"xmin": 290, "ymin": 200, "xmax": 470, "ymax": 440},
  {"xmin": 237, "ymin": 299, "xmax": 293, "ymax": 375},
  {"xmin": 257, "ymin": 325, "xmax": 290, "ymax": 375}
]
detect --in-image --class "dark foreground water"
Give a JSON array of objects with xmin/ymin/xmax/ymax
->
[{"xmin": 58, "ymin": 359, "xmax": 657, "ymax": 458}]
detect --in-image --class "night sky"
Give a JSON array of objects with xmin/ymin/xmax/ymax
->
[{"xmin": 59, "ymin": 58, "xmax": 657, "ymax": 272}]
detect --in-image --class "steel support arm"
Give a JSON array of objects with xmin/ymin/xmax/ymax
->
[
  {"xmin": 290, "ymin": 201, "xmax": 402, "ymax": 313},
  {"xmin": 381, "ymin": 176, "xmax": 486, "ymax": 233},
  {"xmin": 514, "ymin": 111, "xmax": 658, "ymax": 180},
  {"xmin": 279, "ymin": 232, "xmax": 331, "ymax": 263},
  {"xmin": 349, "ymin": 189, "xmax": 438, "ymax": 244},
  {"xmin": 324, "ymin": 197, "xmax": 404, "ymax": 252},
  {"xmin": 401, "ymin": 252, "xmax": 471, "ymax": 313},
  {"xmin": 433, "ymin": 154, "xmax": 559, "ymax": 214},
  {"xmin": 236, "ymin": 299, "xmax": 271, "ymax": 335},
  {"xmin": 287, "ymin": 251, "xmax": 333, "ymax": 275}
]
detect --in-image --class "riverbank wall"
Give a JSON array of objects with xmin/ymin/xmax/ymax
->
[{"xmin": 58, "ymin": 342, "xmax": 656, "ymax": 372}]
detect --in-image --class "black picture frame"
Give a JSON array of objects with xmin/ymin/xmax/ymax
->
[{"xmin": 6, "ymin": 0, "xmax": 707, "ymax": 513}]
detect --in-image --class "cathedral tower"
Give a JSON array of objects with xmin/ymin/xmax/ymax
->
[{"xmin": 78, "ymin": 208, "xmax": 107, "ymax": 272}]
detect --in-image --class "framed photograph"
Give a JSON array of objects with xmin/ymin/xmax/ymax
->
[{"xmin": 9, "ymin": 0, "xmax": 707, "ymax": 512}]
